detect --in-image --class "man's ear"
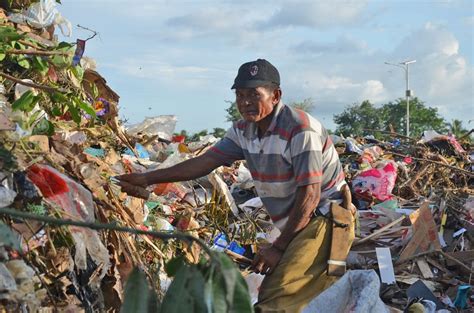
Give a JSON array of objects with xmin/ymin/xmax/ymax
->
[{"xmin": 273, "ymin": 88, "xmax": 282, "ymax": 104}]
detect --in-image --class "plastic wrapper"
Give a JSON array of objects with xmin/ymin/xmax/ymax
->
[
  {"xmin": 352, "ymin": 161, "xmax": 397, "ymax": 201},
  {"xmin": 26, "ymin": 164, "xmax": 110, "ymax": 278},
  {"xmin": 8, "ymin": 0, "xmax": 72, "ymax": 36},
  {"xmin": 345, "ymin": 138, "xmax": 364, "ymax": 154},
  {"xmin": 126, "ymin": 115, "xmax": 177, "ymax": 141},
  {"xmin": 187, "ymin": 134, "xmax": 219, "ymax": 151},
  {"xmin": 231, "ymin": 163, "xmax": 254, "ymax": 191}
]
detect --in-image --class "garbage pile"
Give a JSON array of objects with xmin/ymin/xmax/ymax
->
[
  {"xmin": 333, "ymin": 131, "xmax": 473, "ymax": 312},
  {"xmin": 0, "ymin": 1, "xmax": 473, "ymax": 313}
]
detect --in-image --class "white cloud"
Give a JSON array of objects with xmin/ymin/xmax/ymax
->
[
  {"xmin": 385, "ymin": 23, "xmax": 473, "ymax": 120},
  {"xmin": 292, "ymin": 36, "xmax": 368, "ymax": 55},
  {"xmin": 105, "ymin": 56, "xmax": 231, "ymax": 88},
  {"xmin": 261, "ymin": 0, "xmax": 369, "ymax": 29}
]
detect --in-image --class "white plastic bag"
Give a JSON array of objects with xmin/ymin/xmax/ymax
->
[
  {"xmin": 127, "ymin": 115, "xmax": 177, "ymax": 141},
  {"xmin": 0, "ymin": 187, "xmax": 16, "ymax": 208},
  {"xmin": 303, "ymin": 270, "xmax": 389, "ymax": 313},
  {"xmin": 8, "ymin": 0, "xmax": 72, "ymax": 36}
]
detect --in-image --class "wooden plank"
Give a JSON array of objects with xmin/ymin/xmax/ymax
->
[
  {"xmin": 416, "ymin": 259, "xmax": 434, "ymax": 278},
  {"xmin": 445, "ymin": 250, "xmax": 474, "ymax": 267},
  {"xmin": 353, "ymin": 215, "xmax": 405, "ymax": 246}
]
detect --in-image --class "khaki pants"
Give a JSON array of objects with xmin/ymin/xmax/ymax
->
[{"xmin": 255, "ymin": 216, "xmax": 337, "ymax": 313}]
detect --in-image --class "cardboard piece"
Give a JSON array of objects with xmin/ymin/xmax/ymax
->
[
  {"xmin": 29, "ymin": 135, "xmax": 49, "ymax": 152},
  {"xmin": 376, "ymin": 247, "xmax": 396, "ymax": 284},
  {"xmin": 399, "ymin": 202, "xmax": 441, "ymax": 261}
]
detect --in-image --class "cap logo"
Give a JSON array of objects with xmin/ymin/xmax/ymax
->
[{"xmin": 250, "ymin": 65, "xmax": 258, "ymax": 76}]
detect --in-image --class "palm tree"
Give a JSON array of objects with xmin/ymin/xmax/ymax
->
[{"xmin": 448, "ymin": 119, "xmax": 467, "ymax": 138}]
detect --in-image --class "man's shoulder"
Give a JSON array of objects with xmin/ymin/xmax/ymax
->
[{"xmin": 278, "ymin": 105, "xmax": 324, "ymax": 137}]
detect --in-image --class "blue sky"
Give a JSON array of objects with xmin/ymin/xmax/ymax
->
[{"xmin": 58, "ymin": 0, "xmax": 473, "ymax": 133}]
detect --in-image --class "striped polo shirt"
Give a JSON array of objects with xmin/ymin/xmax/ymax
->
[{"xmin": 206, "ymin": 101, "xmax": 345, "ymax": 230}]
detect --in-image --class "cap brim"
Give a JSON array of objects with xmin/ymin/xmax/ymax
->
[{"xmin": 231, "ymin": 80, "xmax": 276, "ymax": 89}]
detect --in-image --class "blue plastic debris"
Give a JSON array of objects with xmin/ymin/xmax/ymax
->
[
  {"xmin": 84, "ymin": 147, "xmax": 105, "ymax": 158},
  {"xmin": 123, "ymin": 143, "xmax": 150, "ymax": 159},
  {"xmin": 454, "ymin": 285, "xmax": 471, "ymax": 309}
]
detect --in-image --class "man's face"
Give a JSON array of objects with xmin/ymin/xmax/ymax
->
[{"xmin": 235, "ymin": 87, "xmax": 277, "ymax": 123}]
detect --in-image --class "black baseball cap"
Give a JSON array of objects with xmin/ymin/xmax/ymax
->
[{"xmin": 231, "ymin": 59, "xmax": 280, "ymax": 89}]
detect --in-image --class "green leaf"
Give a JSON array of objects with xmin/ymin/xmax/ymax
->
[
  {"xmin": 164, "ymin": 256, "xmax": 185, "ymax": 277},
  {"xmin": 51, "ymin": 106, "xmax": 62, "ymax": 116},
  {"xmin": 50, "ymin": 55, "xmax": 69, "ymax": 68},
  {"xmin": 12, "ymin": 91, "xmax": 39, "ymax": 112},
  {"xmin": 213, "ymin": 252, "xmax": 253, "ymax": 313},
  {"xmin": 57, "ymin": 42, "xmax": 74, "ymax": 50},
  {"xmin": 70, "ymin": 65, "xmax": 84, "ymax": 81},
  {"xmin": 32, "ymin": 56, "xmax": 49, "ymax": 76},
  {"xmin": 27, "ymin": 109, "xmax": 42, "ymax": 128},
  {"xmin": 0, "ymin": 221, "xmax": 22, "ymax": 252},
  {"xmin": 160, "ymin": 265, "xmax": 207, "ymax": 313},
  {"xmin": 75, "ymin": 98, "xmax": 96, "ymax": 118},
  {"xmin": 50, "ymin": 92, "xmax": 68, "ymax": 104},
  {"xmin": 91, "ymin": 83, "xmax": 99, "ymax": 99},
  {"xmin": 121, "ymin": 268, "xmax": 150, "ymax": 313},
  {"xmin": 32, "ymin": 118, "xmax": 54, "ymax": 136},
  {"xmin": 0, "ymin": 26, "xmax": 23, "ymax": 42},
  {"xmin": 17, "ymin": 58, "xmax": 30, "ymax": 69},
  {"xmin": 0, "ymin": 53, "xmax": 5, "ymax": 61},
  {"xmin": 67, "ymin": 104, "xmax": 81, "ymax": 124}
]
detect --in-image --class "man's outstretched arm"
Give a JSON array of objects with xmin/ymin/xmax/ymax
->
[{"xmin": 117, "ymin": 153, "xmax": 226, "ymax": 196}]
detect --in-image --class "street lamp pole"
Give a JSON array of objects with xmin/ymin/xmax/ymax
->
[{"xmin": 385, "ymin": 60, "xmax": 416, "ymax": 137}]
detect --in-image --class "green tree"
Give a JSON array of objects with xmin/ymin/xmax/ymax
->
[
  {"xmin": 212, "ymin": 127, "xmax": 227, "ymax": 138},
  {"xmin": 333, "ymin": 100, "xmax": 382, "ymax": 137},
  {"xmin": 448, "ymin": 119, "xmax": 468, "ymax": 138},
  {"xmin": 380, "ymin": 98, "xmax": 447, "ymax": 137},
  {"xmin": 188, "ymin": 129, "xmax": 208, "ymax": 142},
  {"xmin": 225, "ymin": 101, "xmax": 241, "ymax": 122}
]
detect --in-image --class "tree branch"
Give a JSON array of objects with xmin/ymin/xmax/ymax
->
[
  {"xmin": 0, "ymin": 207, "xmax": 213, "ymax": 257},
  {"xmin": 389, "ymin": 151, "xmax": 473, "ymax": 176},
  {"xmin": 0, "ymin": 71, "xmax": 65, "ymax": 93},
  {"xmin": 5, "ymin": 49, "xmax": 70, "ymax": 56}
]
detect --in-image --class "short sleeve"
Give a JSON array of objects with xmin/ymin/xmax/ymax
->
[
  {"xmin": 290, "ymin": 130, "xmax": 323, "ymax": 186},
  {"xmin": 205, "ymin": 127, "xmax": 244, "ymax": 166}
]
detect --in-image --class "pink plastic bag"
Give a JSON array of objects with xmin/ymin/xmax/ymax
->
[
  {"xmin": 352, "ymin": 161, "xmax": 397, "ymax": 201},
  {"xmin": 27, "ymin": 164, "xmax": 109, "ymax": 278}
]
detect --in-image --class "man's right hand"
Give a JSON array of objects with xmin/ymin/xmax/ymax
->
[{"xmin": 115, "ymin": 173, "xmax": 150, "ymax": 199}]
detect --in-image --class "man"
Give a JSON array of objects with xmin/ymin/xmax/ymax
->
[{"xmin": 118, "ymin": 59, "xmax": 351, "ymax": 312}]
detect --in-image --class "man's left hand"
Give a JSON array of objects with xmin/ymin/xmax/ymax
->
[{"xmin": 251, "ymin": 245, "xmax": 283, "ymax": 275}]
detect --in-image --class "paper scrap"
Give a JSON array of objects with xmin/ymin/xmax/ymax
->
[{"xmin": 376, "ymin": 247, "xmax": 396, "ymax": 284}]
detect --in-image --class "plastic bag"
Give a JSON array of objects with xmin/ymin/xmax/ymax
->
[
  {"xmin": 232, "ymin": 163, "xmax": 254, "ymax": 190},
  {"xmin": 345, "ymin": 138, "xmax": 363, "ymax": 154},
  {"xmin": 302, "ymin": 270, "xmax": 389, "ymax": 313},
  {"xmin": 126, "ymin": 115, "xmax": 177, "ymax": 141},
  {"xmin": 27, "ymin": 164, "xmax": 109, "ymax": 278},
  {"xmin": 8, "ymin": 0, "xmax": 72, "ymax": 36},
  {"xmin": 352, "ymin": 161, "xmax": 397, "ymax": 201},
  {"xmin": 0, "ymin": 187, "xmax": 16, "ymax": 208}
]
